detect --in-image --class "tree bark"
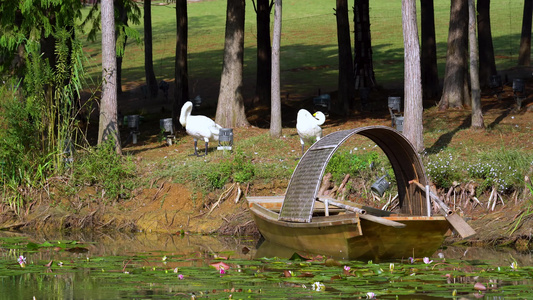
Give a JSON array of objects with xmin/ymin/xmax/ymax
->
[
  {"xmin": 144, "ymin": 0, "xmax": 158, "ymax": 99},
  {"xmin": 477, "ymin": 0, "xmax": 497, "ymax": 87},
  {"xmin": 252, "ymin": 0, "xmax": 272, "ymax": 107},
  {"xmin": 116, "ymin": 0, "xmax": 128, "ymax": 95},
  {"xmin": 336, "ymin": 0, "xmax": 355, "ymax": 114},
  {"xmin": 469, "ymin": 0, "xmax": 484, "ymax": 129},
  {"xmin": 402, "ymin": 0, "xmax": 424, "ymax": 153},
  {"xmin": 353, "ymin": 0, "xmax": 376, "ymax": 90},
  {"xmin": 439, "ymin": 0, "xmax": 468, "ymax": 110},
  {"xmin": 518, "ymin": 0, "xmax": 533, "ymax": 66},
  {"xmin": 215, "ymin": 0, "xmax": 250, "ymax": 128},
  {"xmin": 270, "ymin": 0, "xmax": 282, "ymax": 138},
  {"xmin": 173, "ymin": 0, "xmax": 189, "ymax": 131},
  {"xmin": 99, "ymin": 0, "xmax": 122, "ymax": 154},
  {"xmin": 420, "ymin": 0, "xmax": 440, "ymax": 99}
]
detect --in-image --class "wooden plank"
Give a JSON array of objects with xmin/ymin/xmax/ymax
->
[
  {"xmin": 409, "ymin": 180, "xmax": 476, "ymax": 238},
  {"xmin": 316, "ymin": 198, "xmax": 406, "ymax": 228}
]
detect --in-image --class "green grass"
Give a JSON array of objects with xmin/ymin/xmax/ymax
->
[{"xmin": 81, "ymin": 0, "xmax": 527, "ymax": 98}]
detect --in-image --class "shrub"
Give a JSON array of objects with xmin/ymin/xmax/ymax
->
[
  {"xmin": 70, "ymin": 139, "xmax": 138, "ymax": 201},
  {"xmin": 326, "ymin": 150, "xmax": 385, "ymax": 184}
]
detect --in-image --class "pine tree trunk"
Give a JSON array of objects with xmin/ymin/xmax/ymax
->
[
  {"xmin": 173, "ymin": 0, "xmax": 189, "ymax": 131},
  {"xmin": 439, "ymin": 0, "xmax": 468, "ymax": 110},
  {"xmin": 420, "ymin": 0, "xmax": 440, "ymax": 99},
  {"xmin": 99, "ymin": 0, "xmax": 121, "ymax": 154},
  {"xmin": 336, "ymin": 0, "xmax": 355, "ymax": 114},
  {"xmin": 353, "ymin": 0, "xmax": 376, "ymax": 110},
  {"xmin": 270, "ymin": 0, "xmax": 282, "ymax": 138},
  {"xmin": 116, "ymin": 0, "xmax": 128, "ymax": 95},
  {"xmin": 477, "ymin": 0, "xmax": 497, "ymax": 87},
  {"xmin": 253, "ymin": 0, "xmax": 272, "ymax": 107},
  {"xmin": 402, "ymin": 0, "xmax": 424, "ymax": 153},
  {"xmin": 518, "ymin": 0, "xmax": 533, "ymax": 66},
  {"xmin": 215, "ymin": 0, "xmax": 250, "ymax": 128},
  {"xmin": 144, "ymin": 0, "xmax": 158, "ymax": 99},
  {"xmin": 469, "ymin": 0, "xmax": 484, "ymax": 129}
]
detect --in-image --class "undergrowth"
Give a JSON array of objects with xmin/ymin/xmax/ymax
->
[
  {"xmin": 68, "ymin": 139, "xmax": 139, "ymax": 202},
  {"xmin": 424, "ymin": 148, "xmax": 533, "ymax": 194}
]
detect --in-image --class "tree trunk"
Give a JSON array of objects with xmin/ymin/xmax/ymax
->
[
  {"xmin": 116, "ymin": 0, "xmax": 128, "ymax": 95},
  {"xmin": 477, "ymin": 0, "xmax": 497, "ymax": 87},
  {"xmin": 215, "ymin": 0, "xmax": 250, "ymax": 128},
  {"xmin": 144, "ymin": 0, "xmax": 158, "ymax": 99},
  {"xmin": 420, "ymin": 0, "xmax": 440, "ymax": 99},
  {"xmin": 336, "ymin": 0, "xmax": 355, "ymax": 114},
  {"xmin": 253, "ymin": 0, "xmax": 272, "ymax": 107},
  {"xmin": 439, "ymin": 0, "xmax": 468, "ymax": 110},
  {"xmin": 270, "ymin": 0, "xmax": 282, "ymax": 138},
  {"xmin": 469, "ymin": 0, "xmax": 484, "ymax": 129},
  {"xmin": 173, "ymin": 0, "xmax": 189, "ymax": 131},
  {"xmin": 99, "ymin": 0, "xmax": 122, "ymax": 154},
  {"xmin": 353, "ymin": 0, "xmax": 376, "ymax": 109},
  {"xmin": 402, "ymin": 0, "xmax": 424, "ymax": 153},
  {"xmin": 518, "ymin": 0, "xmax": 533, "ymax": 66}
]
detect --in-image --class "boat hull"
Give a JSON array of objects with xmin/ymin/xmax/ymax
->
[{"xmin": 249, "ymin": 200, "xmax": 451, "ymax": 261}]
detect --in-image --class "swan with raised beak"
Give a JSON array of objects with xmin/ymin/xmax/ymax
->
[
  {"xmin": 179, "ymin": 101, "xmax": 222, "ymax": 156},
  {"xmin": 296, "ymin": 109, "xmax": 326, "ymax": 155}
]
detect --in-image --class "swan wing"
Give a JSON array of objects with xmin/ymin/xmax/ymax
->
[
  {"xmin": 296, "ymin": 109, "xmax": 322, "ymax": 142},
  {"xmin": 186, "ymin": 115, "xmax": 219, "ymax": 142}
]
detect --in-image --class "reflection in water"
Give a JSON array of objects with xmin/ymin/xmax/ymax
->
[
  {"xmin": 0, "ymin": 230, "xmax": 258, "ymax": 259},
  {"xmin": 0, "ymin": 231, "xmax": 258, "ymax": 300},
  {"xmin": 256, "ymin": 238, "xmax": 533, "ymax": 265},
  {"xmin": 1, "ymin": 231, "xmax": 532, "ymax": 299}
]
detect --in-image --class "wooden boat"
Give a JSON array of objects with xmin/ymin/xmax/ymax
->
[{"xmin": 247, "ymin": 126, "xmax": 475, "ymax": 261}]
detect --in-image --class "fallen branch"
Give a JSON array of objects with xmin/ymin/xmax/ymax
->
[
  {"xmin": 208, "ymin": 183, "xmax": 236, "ymax": 216},
  {"xmin": 234, "ymin": 183, "xmax": 242, "ymax": 203}
]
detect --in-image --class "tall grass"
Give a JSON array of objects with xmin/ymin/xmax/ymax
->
[{"xmin": 0, "ymin": 29, "xmax": 96, "ymax": 212}]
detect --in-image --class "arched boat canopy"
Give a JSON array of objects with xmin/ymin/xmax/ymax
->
[{"xmin": 279, "ymin": 125, "xmax": 429, "ymax": 223}]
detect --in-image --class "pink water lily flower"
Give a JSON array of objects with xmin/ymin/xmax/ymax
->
[
  {"xmin": 18, "ymin": 255, "xmax": 26, "ymax": 267},
  {"xmin": 423, "ymin": 257, "xmax": 433, "ymax": 264},
  {"xmin": 343, "ymin": 265, "xmax": 350, "ymax": 271},
  {"xmin": 178, "ymin": 274, "xmax": 184, "ymax": 280},
  {"xmin": 408, "ymin": 257, "xmax": 415, "ymax": 264},
  {"xmin": 366, "ymin": 291, "xmax": 376, "ymax": 299}
]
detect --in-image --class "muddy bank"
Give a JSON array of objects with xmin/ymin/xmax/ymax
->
[{"xmin": 1, "ymin": 180, "xmax": 532, "ymax": 252}]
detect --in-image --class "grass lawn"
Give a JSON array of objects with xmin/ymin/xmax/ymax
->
[{"xmin": 81, "ymin": 0, "xmax": 527, "ymax": 102}]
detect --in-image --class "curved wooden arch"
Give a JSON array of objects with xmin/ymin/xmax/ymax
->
[{"xmin": 279, "ymin": 125, "xmax": 429, "ymax": 222}]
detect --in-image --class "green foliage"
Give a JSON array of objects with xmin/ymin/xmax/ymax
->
[
  {"xmin": 326, "ymin": 151, "xmax": 380, "ymax": 183},
  {"xmin": 425, "ymin": 152, "xmax": 462, "ymax": 189},
  {"xmin": 70, "ymin": 139, "xmax": 138, "ymax": 201},
  {"xmin": 467, "ymin": 149, "xmax": 533, "ymax": 193},
  {"xmin": 201, "ymin": 150, "xmax": 256, "ymax": 190},
  {"xmin": 81, "ymin": 0, "xmax": 142, "ymax": 57},
  {"xmin": 425, "ymin": 148, "xmax": 533, "ymax": 193}
]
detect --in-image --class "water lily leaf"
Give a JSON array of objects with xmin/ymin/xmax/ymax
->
[
  {"xmin": 289, "ymin": 252, "xmax": 309, "ymax": 261},
  {"xmin": 40, "ymin": 241, "xmax": 54, "ymax": 248}
]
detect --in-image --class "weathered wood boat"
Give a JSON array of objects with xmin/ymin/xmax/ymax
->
[{"xmin": 247, "ymin": 126, "xmax": 475, "ymax": 261}]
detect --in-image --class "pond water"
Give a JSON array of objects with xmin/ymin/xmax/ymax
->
[{"xmin": 1, "ymin": 231, "xmax": 532, "ymax": 299}]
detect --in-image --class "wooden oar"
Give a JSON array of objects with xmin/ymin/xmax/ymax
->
[
  {"xmin": 409, "ymin": 180, "xmax": 476, "ymax": 238},
  {"xmin": 316, "ymin": 198, "xmax": 406, "ymax": 228}
]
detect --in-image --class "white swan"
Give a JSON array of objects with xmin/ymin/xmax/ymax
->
[
  {"xmin": 179, "ymin": 101, "xmax": 222, "ymax": 156},
  {"xmin": 296, "ymin": 109, "xmax": 326, "ymax": 155}
]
